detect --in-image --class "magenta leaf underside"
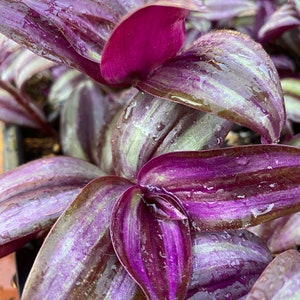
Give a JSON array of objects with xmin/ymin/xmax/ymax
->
[{"xmin": 101, "ymin": 5, "xmax": 188, "ymax": 85}]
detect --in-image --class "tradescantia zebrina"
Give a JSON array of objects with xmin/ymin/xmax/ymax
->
[
  {"xmin": 0, "ymin": 0, "xmax": 298, "ymax": 299},
  {"xmin": 18, "ymin": 144, "xmax": 300, "ymax": 299},
  {"xmin": 0, "ymin": 0, "xmax": 285, "ymax": 143}
]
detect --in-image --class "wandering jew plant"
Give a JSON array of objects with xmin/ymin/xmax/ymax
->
[{"xmin": 0, "ymin": 0, "xmax": 300, "ymax": 299}]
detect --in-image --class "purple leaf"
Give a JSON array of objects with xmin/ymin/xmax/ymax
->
[
  {"xmin": 0, "ymin": 156, "xmax": 104, "ymax": 258},
  {"xmin": 11, "ymin": 49, "xmax": 56, "ymax": 91},
  {"xmin": 112, "ymin": 90, "xmax": 232, "ymax": 179},
  {"xmin": 138, "ymin": 30, "xmax": 285, "ymax": 143},
  {"xmin": 0, "ymin": 86, "xmax": 46, "ymax": 129},
  {"xmin": 246, "ymin": 249, "xmax": 300, "ymax": 299},
  {"xmin": 138, "ymin": 145, "xmax": 300, "ymax": 230},
  {"xmin": 60, "ymin": 79, "xmax": 124, "ymax": 167},
  {"xmin": 258, "ymin": 1, "xmax": 300, "ymax": 43},
  {"xmin": 100, "ymin": 4, "xmax": 188, "ymax": 85},
  {"xmin": 111, "ymin": 186, "xmax": 192, "ymax": 299},
  {"xmin": 0, "ymin": 32, "xmax": 21, "ymax": 66},
  {"xmin": 0, "ymin": 80, "xmax": 52, "ymax": 133},
  {"xmin": 22, "ymin": 176, "xmax": 142, "ymax": 299},
  {"xmin": 48, "ymin": 69, "xmax": 87, "ymax": 110},
  {"xmin": 21, "ymin": 0, "xmax": 118, "ymax": 61},
  {"xmin": 249, "ymin": 212, "xmax": 300, "ymax": 254},
  {"xmin": 0, "ymin": 1, "xmax": 103, "ymax": 82},
  {"xmin": 191, "ymin": 0, "xmax": 258, "ymax": 21},
  {"xmin": 188, "ymin": 229, "xmax": 272, "ymax": 299}
]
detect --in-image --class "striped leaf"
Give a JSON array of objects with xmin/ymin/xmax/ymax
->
[
  {"xmin": 138, "ymin": 145, "xmax": 300, "ymax": 230},
  {"xmin": 138, "ymin": 30, "xmax": 285, "ymax": 143}
]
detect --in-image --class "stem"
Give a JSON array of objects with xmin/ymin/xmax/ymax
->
[{"xmin": 0, "ymin": 79, "xmax": 56, "ymax": 136}]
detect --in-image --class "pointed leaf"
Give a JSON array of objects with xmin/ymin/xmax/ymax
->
[
  {"xmin": 112, "ymin": 90, "xmax": 232, "ymax": 179},
  {"xmin": 188, "ymin": 229, "xmax": 272, "ymax": 299},
  {"xmin": 258, "ymin": 1, "xmax": 300, "ymax": 43},
  {"xmin": 22, "ymin": 176, "xmax": 142, "ymax": 300},
  {"xmin": 138, "ymin": 145, "xmax": 300, "ymax": 230},
  {"xmin": 111, "ymin": 186, "xmax": 192, "ymax": 299},
  {"xmin": 101, "ymin": 4, "xmax": 188, "ymax": 85},
  {"xmin": 0, "ymin": 156, "xmax": 104, "ymax": 258},
  {"xmin": 246, "ymin": 249, "xmax": 300, "ymax": 299},
  {"xmin": 138, "ymin": 30, "xmax": 285, "ymax": 143}
]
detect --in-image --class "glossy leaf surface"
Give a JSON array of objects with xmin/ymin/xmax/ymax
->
[
  {"xmin": 138, "ymin": 30, "xmax": 285, "ymax": 143},
  {"xmin": 138, "ymin": 145, "xmax": 300, "ymax": 230},
  {"xmin": 249, "ymin": 211, "xmax": 300, "ymax": 253},
  {"xmin": 246, "ymin": 250, "xmax": 300, "ymax": 299},
  {"xmin": 0, "ymin": 1, "xmax": 103, "ymax": 82},
  {"xmin": 22, "ymin": 176, "xmax": 142, "ymax": 300},
  {"xmin": 0, "ymin": 32, "xmax": 20, "ymax": 65},
  {"xmin": 101, "ymin": 4, "xmax": 188, "ymax": 85},
  {"xmin": 188, "ymin": 230, "xmax": 272, "ymax": 299},
  {"xmin": 113, "ymin": 90, "xmax": 232, "ymax": 179},
  {"xmin": 60, "ymin": 79, "xmax": 124, "ymax": 167},
  {"xmin": 0, "ymin": 156, "xmax": 104, "ymax": 258},
  {"xmin": 111, "ymin": 186, "xmax": 192, "ymax": 299},
  {"xmin": 191, "ymin": 0, "xmax": 257, "ymax": 21}
]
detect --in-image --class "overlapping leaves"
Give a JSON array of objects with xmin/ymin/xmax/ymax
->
[
  {"xmin": 19, "ymin": 144, "xmax": 300, "ymax": 299},
  {"xmin": 0, "ymin": 156, "xmax": 104, "ymax": 258},
  {"xmin": 0, "ymin": 1, "xmax": 286, "ymax": 143}
]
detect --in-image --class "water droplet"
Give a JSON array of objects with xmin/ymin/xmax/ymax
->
[
  {"xmin": 224, "ymin": 292, "xmax": 232, "ymax": 299},
  {"xmin": 236, "ymin": 156, "xmax": 250, "ymax": 166},
  {"xmin": 251, "ymin": 203, "xmax": 274, "ymax": 218},
  {"xmin": 159, "ymin": 251, "xmax": 167, "ymax": 258},
  {"xmin": 230, "ymin": 258, "xmax": 240, "ymax": 267},
  {"xmin": 156, "ymin": 122, "xmax": 165, "ymax": 131},
  {"xmin": 216, "ymin": 137, "xmax": 224, "ymax": 145},
  {"xmin": 214, "ymin": 124, "xmax": 223, "ymax": 132},
  {"xmin": 124, "ymin": 100, "xmax": 137, "ymax": 120}
]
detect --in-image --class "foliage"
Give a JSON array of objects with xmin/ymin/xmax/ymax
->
[{"xmin": 0, "ymin": 0, "xmax": 300, "ymax": 299}]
